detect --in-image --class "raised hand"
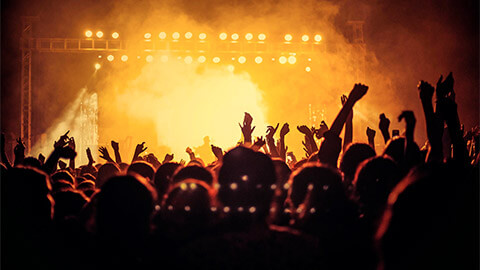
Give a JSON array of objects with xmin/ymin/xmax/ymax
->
[
  {"xmin": 163, "ymin": 153, "xmax": 174, "ymax": 163},
  {"xmin": 280, "ymin": 123, "xmax": 290, "ymax": 137},
  {"xmin": 436, "ymin": 72, "xmax": 454, "ymax": 99},
  {"xmin": 13, "ymin": 137, "xmax": 26, "ymax": 166},
  {"xmin": 297, "ymin": 125, "xmax": 313, "ymax": 136},
  {"xmin": 99, "ymin": 146, "xmax": 114, "ymax": 163},
  {"xmin": 239, "ymin": 112, "xmax": 255, "ymax": 143},
  {"xmin": 67, "ymin": 137, "xmax": 75, "ymax": 150},
  {"xmin": 86, "ymin": 147, "xmax": 95, "ymax": 165},
  {"xmin": 348, "ymin": 83, "xmax": 369, "ymax": 102},
  {"xmin": 341, "ymin": 94, "xmax": 348, "ymax": 105},
  {"xmin": 111, "ymin": 140, "xmax": 122, "ymax": 163},
  {"xmin": 251, "ymin": 136, "xmax": 266, "ymax": 151},
  {"xmin": 54, "ymin": 130, "xmax": 70, "ymax": 149},
  {"xmin": 314, "ymin": 121, "xmax": 329, "ymax": 139},
  {"xmin": 185, "ymin": 147, "xmax": 195, "ymax": 161},
  {"xmin": 266, "ymin": 123, "xmax": 280, "ymax": 139},
  {"xmin": 111, "ymin": 140, "xmax": 119, "ymax": 151},
  {"xmin": 366, "ymin": 127, "xmax": 376, "ymax": 139},
  {"xmin": 38, "ymin": 153, "xmax": 45, "ymax": 164},
  {"xmin": 211, "ymin": 145, "xmax": 224, "ymax": 161},
  {"xmin": 417, "ymin": 80, "xmax": 435, "ymax": 102},
  {"xmin": 398, "ymin": 111, "xmax": 416, "ymax": 130},
  {"xmin": 379, "ymin": 113, "xmax": 390, "ymax": 133}
]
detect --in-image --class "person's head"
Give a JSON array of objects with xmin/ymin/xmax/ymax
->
[
  {"xmin": 217, "ymin": 146, "xmax": 276, "ymax": 225},
  {"xmin": 96, "ymin": 162, "xmax": 120, "ymax": 188},
  {"xmin": 118, "ymin": 162, "xmax": 129, "ymax": 172},
  {"xmin": 382, "ymin": 136, "xmax": 405, "ymax": 165},
  {"xmin": 340, "ymin": 143, "xmax": 376, "ymax": 184},
  {"xmin": 128, "ymin": 161, "xmax": 155, "ymax": 181},
  {"xmin": 154, "ymin": 162, "xmax": 182, "ymax": 203},
  {"xmin": 51, "ymin": 170, "xmax": 75, "ymax": 186},
  {"xmin": 52, "ymin": 189, "xmax": 89, "ymax": 222},
  {"xmin": 95, "ymin": 174, "xmax": 157, "ymax": 241},
  {"xmin": 353, "ymin": 156, "xmax": 401, "ymax": 221},
  {"xmin": 172, "ymin": 165, "xmax": 213, "ymax": 186},
  {"xmin": 80, "ymin": 165, "xmax": 98, "ymax": 178},
  {"xmin": 22, "ymin": 157, "xmax": 42, "ymax": 169},
  {"xmin": 77, "ymin": 180, "xmax": 96, "ymax": 198},
  {"xmin": 52, "ymin": 180, "xmax": 75, "ymax": 193}
]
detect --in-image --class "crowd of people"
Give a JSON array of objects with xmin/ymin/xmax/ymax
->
[{"xmin": 1, "ymin": 74, "xmax": 478, "ymax": 269}]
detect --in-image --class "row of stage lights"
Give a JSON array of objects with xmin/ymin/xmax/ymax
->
[
  {"xmin": 85, "ymin": 30, "xmax": 322, "ymax": 42},
  {"xmin": 97, "ymin": 54, "xmax": 306, "ymax": 65}
]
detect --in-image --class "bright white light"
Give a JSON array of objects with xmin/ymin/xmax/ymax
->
[
  {"xmin": 255, "ymin": 56, "xmax": 263, "ymax": 64},
  {"xmin": 198, "ymin": 56, "xmax": 206, "ymax": 63},
  {"xmin": 112, "ymin": 32, "xmax": 119, "ymax": 39},
  {"xmin": 230, "ymin": 183, "xmax": 238, "ymax": 190},
  {"xmin": 249, "ymin": 206, "xmax": 256, "ymax": 213},
  {"xmin": 146, "ymin": 55, "xmax": 154, "ymax": 62},
  {"xmin": 160, "ymin": 55, "xmax": 168, "ymax": 63},
  {"xmin": 219, "ymin": 32, "xmax": 227, "ymax": 40},
  {"xmin": 85, "ymin": 30, "xmax": 93, "ymax": 38},
  {"xmin": 238, "ymin": 56, "xmax": 246, "ymax": 64},
  {"xmin": 144, "ymin": 33, "xmax": 152, "ymax": 39},
  {"xmin": 231, "ymin": 33, "xmax": 239, "ymax": 40},
  {"xmin": 94, "ymin": 63, "xmax": 101, "ymax": 70},
  {"xmin": 213, "ymin": 57, "xmax": 220, "ymax": 63},
  {"xmin": 172, "ymin": 32, "xmax": 180, "ymax": 40},
  {"xmin": 245, "ymin": 33, "xmax": 253, "ymax": 40},
  {"xmin": 184, "ymin": 56, "xmax": 193, "ymax": 64},
  {"xmin": 185, "ymin": 32, "xmax": 193, "ymax": 39},
  {"xmin": 284, "ymin": 34, "xmax": 293, "ymax": 41},
  {"xmin": 96, "ymin": 31, "xmax": 104, "ymax": 38},
  {"xmin": 302, "ymin": 34, "xmax": 309, "ymax": 42},
  {"xmin": 258, "ymin": 33, "xmax": 266, "ymax": 41},
  {"xmin": 121, "ymin": 55, "xmax": 128, "ymax": 62},
  {"xmin": 159, "ymin": 32, "xmax": 167, "ymax": 39},
  {"xmin": 199, "ymin": 33, "xmax": 207, "ymax": 40},
  {"xmin": 305, "ymin": 66, "xmax": 311, "ymax": 72},
  {"xmin": 107, "ymin": 55, "xmax": 114, "ymax": 61},
  {"xmin": 314, "ymin": 34, "xmax": 322, "ymax": 42},
  {"xmin": 288, "ymin": 56, "xmax": 296, "ymax": 64},
  {"xmin": 279, "ymin": 56, "xmax": 287, "ymax": 64}
]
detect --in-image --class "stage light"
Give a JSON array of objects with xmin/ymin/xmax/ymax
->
[
  {"xmin": 213, "ymin": 57, "xmax": 220, "ymax": 63},
  {"xmin": 121, "ymin": 55, "xmax": 128, "ymax": 62},
  {"xmin": 305, "ymin": 66, "xmax": 311, "ymax": 72},
  {"xmin": 279, "ymin": 56, "xmax": 287, "ymax": 64},
  {"xmin": 112, "ymin": 32, "xmax": 119, "ymax": 39},
  {"xmin": 219, "ymin": 32, "xmax": 227, "ymax": 40},
  {"xmin": 255, "ymin": 56, "xmax": 263, "ymax": 64},
  {"xmin": 96, "ymin": 31, "xmax": 104, "ymax": 38},
  {"xmin": 160, "ymin": 55, "xmax": 168, "ymax": 62},
  {"xmin": 258, "ymin": 33, "xmax": 266, "ymax": 41},
  {"xmin": 198, "ymin": 55, "xmax": 206, "ymax": 63},
  {"xmin": 284, "ymin": 34, "xmax": 292, "ymax": 41},
  {"xmin": 159, "ymin": 32, "xmax": 167, "ymax": 39},
  {"xmin": 94, "ymin": 63, "xmax": 101, "ymax": 70},
  {"xmin": 146, "ymin": 55, "xmax": 153, "ymax": 62},
  {"xmin": 238, "ymin": 56, "xmax": 246, "ymax": 64},
  {"xmin": 288, "ymin": 56, "xmax": 296, "ymax": 64},
  {"xmin": 144, "ymin": 33, "xmax": 152, "ymax": 39},
  {"xmin": 231, "ymin": 33, "xmax": 239, "ymax": 40},
  {"xmin": 245, "ymin": 33, "xmax": 253, "ymax": 40},
  {"xmin": 184, "ymin": 56, "xmax": 193, "ymax": 64},
  {"xmin": 314, "ymin": 34, "xmax": 322, "ymax": 42},
  {"xmin": 172, "ymin": 32, "xmax": 180, "ymax": 40},
  {"xmin": 302, "ymin": 34, "xmax": 309, "ymax": 42},
  {"xmin": 85, "ymin": 30, "xmax": 93, "ymax": 38},
  {"xmin": 199, "ymin": 33, "xmax": 207, "ymax": 40},
  {"xmin": 107, "ymin": 55, "xmax": 114, "ymax": 61},
  {"xmin": 98, "ymin": 55, "xmax": 102, "ymax": 58},
  {"xmin": 185, "ymin": 32, "xmax": 193, "ymax": 39}
]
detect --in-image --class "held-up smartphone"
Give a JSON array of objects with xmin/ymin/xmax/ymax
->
[{"xmin": 392, "ymin": 129, "xmax": 400, "ymax": 137}]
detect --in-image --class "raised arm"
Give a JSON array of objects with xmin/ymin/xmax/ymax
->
[
  {"xmin": 239, "ymin": 112, "xmax": 255, "ymax": 145},
  {"xmin": 13, "ymin": 138, "xmax": 25, "ymax": 167},
  {"xmin": 366, "ymin": 127, "xmax": 376, "ymax": 150},
  {"xmin": 278, "ymin": 123, "xmax": 290, "ymax": 161},
  {"xmin": 186, "ymin": 147, "xmax": 195, "ymax": 161},
  {"xmin": 379, "ymin": 113, "xmax": 391, "ymax": 144},
  {"xmin": 266, "ymin": 123, "xmax": 280, "ymax": 158},
  {"xmin": 67, "ymin": 137, "xmax": 76, "ymax": 171},
  {"xmin": 99, "ymin": 146, "xmax": 115, "ymax": 163},
  {"xmin": 341, "ymin": 95, "xmax": 353, "ymax": 151},
  {"xmin": 111, "ymin": 140, "xmax": 122, "ymax": 164},
  {"xmin": 132, "ymin": 142, "xmax": 147, "ymax": 163}
]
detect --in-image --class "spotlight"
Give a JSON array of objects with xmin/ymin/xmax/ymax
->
[
  {"xmin": 231, "ymin": 33, "xmax": 239, "ymax": 40},
  {"xmin": 112, "ymin": 32, "xmax": 119, "ymax": 39},
  {"xmin": 96, "ymin": 31, "xmax": 104, "ymax": 38},
  {"xmin": 288, "ymin": 56, "xmax": 296, "ymax": 64},
  {"xmin": 85, "ymin": 30, "xmax": 93, "ymax": 38},
  {"xmin": 255, "ymin": 56, "xmax": 263, "ymax": 64},
  {"xmin": 159, "ymin": 32, "xmax": 167, "ymax": 39},
  {"xmin": 172, "ymin": 32, "xmax": 180, "ymax": 40},
  {"xmin": 184, "ymin": 56, "xmax": 193, "ymax": 64},
  {"xmin": 305, "ymin": 66, "xmax": 311, "ymax": 72},
  {"xmin": 94, "ymin": 63, "xmax": 101, "ymax": 70},
  {"xmin": 245, "ymin": 33, "xmax": 253, "ymax": 40},
  {"xmin": 284, "ymin": 34, "xmax": 292, "ymax": 41},
  {"xmin": 279, "ymin": 56, "xmax": 287, "ymax": 64},
  {"xmin": 161, "ymin": 55, "xmax": 168, "ymax": 62},
  {"xmin": 146, "ymin": 55, "xmax": 153, "ymax": 62},
  {"xmin": 98, "ymin": 55, "xmax": 102, "ymax": 58},
  {"xmin": 144, "ymin": 33, "xmax": 152, "ymax": 39},
  {"xmin": 198, "ymin": 55, "xmax": 206, "ymax": 63},
  {"xmin": 258, "ymin": 33, "xmax": 266, "ymax": 41},
  {"xmin": 199, "ymin": 33, "xmax": 207, "ymax": 40},
  {"xmin": 107, "ymin": 55, "xmax": 114, "ymax": 61},
  {"xmin": 219, "ymin": 33, "xmax": 227, "ymax": 40},
  {"xmin": 238, "ymin": 56, "xmax": 246, "ymax": 64},
  {"xmin": 213, "ymin": 57, "xmax": 220, "ymax": 63},
  {"xmin": 302, "ymin": 34, "xmax": 309, "ymax": 42},
  {"xmin": 314, "ymin": 34, "xmax": 322, "ymax": 42},
  {"xmin": 121, "ymin": 55, "xmax": 128, "ymax": 62},
  {"xmin": 185, "ymin": 32, "xmax": 193, "ymax": 39}
]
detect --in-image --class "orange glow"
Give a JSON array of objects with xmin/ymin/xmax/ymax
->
[
  {"xmin": 219, "ymin": 32, "xmax": 227, "ymax": 40},
  {"xmin": 85, "ymin": 30, "xmax": 93, "ymax": 38},
  {"xmin": 314, "ymin": 34, "xmax": 322, "ymax": 42},
  {"xmin": 305, "ymin": 66, "xmax": 311, "ymax": 72},
  {"xmin": 94, "ymin": 63, "xmax": 101, "ymax": 70},
  {"xmin": 245, "ymin": 33, "xmax": 253, "ymax": 40},
  {"xmin": 258, "ymin": 33, "xmax": 266, "ymax": 40},
  {"xmin": 96, "ymin": 31, "xmax": 104, "ymax": 38},
  {"xmin": 284, "ymin": 34, "xmax": 293, "ymax": 41},
  {"xmin": 112, "ymin": 32, "xmax": 119, "ymax": 39},
  {"xmin": 107, "ymin": 55, "xmax": 114, "ymax": 61}
]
